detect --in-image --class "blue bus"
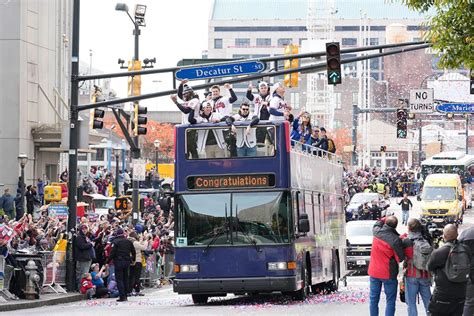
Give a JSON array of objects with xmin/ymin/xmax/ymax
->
[{"xmin": 173, "ymin": 121, "xmax": 346, "ymax": 304}]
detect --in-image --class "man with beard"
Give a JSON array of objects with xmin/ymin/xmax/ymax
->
[{"xmin": 225, "ymin": 102, "xmax": 260, "ymax": 157}]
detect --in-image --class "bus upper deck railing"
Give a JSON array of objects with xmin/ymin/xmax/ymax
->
[{"xmin": 291, "ymin": 140, "xmax": 343, "ymax": 165}]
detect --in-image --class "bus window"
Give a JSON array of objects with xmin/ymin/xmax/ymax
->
[
  {"xmin": 177, "ymin": 191, "xmax": 291, "ymax": 246},
  {"xmin": 185, "ymin": 126, "xmax": 276, "ymax": 159}
]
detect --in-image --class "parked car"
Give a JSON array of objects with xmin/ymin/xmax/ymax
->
[
  {"xmin": 345, "ymin": 192, "xmax": 389, "ymax": 220},
  {"xmin": 346, "ymin": 220, "xmax": 377, "ymax": 274}
]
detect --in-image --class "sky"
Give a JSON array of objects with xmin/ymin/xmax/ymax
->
[{"xmin": 80, "ymin": 0, "xmax": 214, "ymax": 111}]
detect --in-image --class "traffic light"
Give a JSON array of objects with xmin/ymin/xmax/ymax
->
[
  {"xmin": 326, "ymin": 42, "xmax": 342, "ymax": 85},
  {"xmin": 396, "ymin": 109, "xmax": 408, "ymax": 139},
  {"xmin": 89, "ymin": 86, "xmax": 104, "ymax": 129},
  {"xmin": 128, "ymin": 60, "xmax": 142, "ymax": 97},
  {"xmin": 283, "ymin": 44, "xmax": 299, "ymax": 88},
  {"xmin": 132, "ymin": 102, "xmax": 147, "ymax": 136},
  {"xmin": 380, "ymin": 146, "xmax": 386, "ymax": 152}
]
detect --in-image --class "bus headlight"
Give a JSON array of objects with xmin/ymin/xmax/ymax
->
[
  {"xmin": 267, "ymin": 261, "xmax": 296, "ymax": 270},
  {"xmin": 175, "ymin": 264, "xmax": 199, "ymax": 273}
]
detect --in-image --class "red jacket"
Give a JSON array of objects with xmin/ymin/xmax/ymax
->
[
  {"xmin": 368, "ymin": 221, "xmax": 405, "ymax": 279},
  {"xmin": 80, "ymin": 278, "xmax": 94, "ymax": 294}
]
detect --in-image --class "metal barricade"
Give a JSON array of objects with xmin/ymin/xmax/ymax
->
[
  {"xmin": 41, "ymin": 251, "xmax": 66, "ymax": 294},
  {"xmin": 140, "ymin": 252, "xmax": 161, "ymax": 287},
  {"xmin": 0, "ymin": 255, "xmax": 16, "ymax": 301}
]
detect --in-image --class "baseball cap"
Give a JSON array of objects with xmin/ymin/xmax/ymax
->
[{"xmin": 258, "ymin": 81, "xmax": 268, "ymax": 88}]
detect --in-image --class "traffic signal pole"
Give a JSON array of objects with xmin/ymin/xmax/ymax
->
[
  {"xmin": 131, "ymin": 20, "xmax": 140, "ymax": 225},
  {"xmin": 66, "ymin": 0, "xmax": 80, "ymax": 292},
  {"xmin": 352, "ymin": 105, "xmax": 399, "ymax": 167}
]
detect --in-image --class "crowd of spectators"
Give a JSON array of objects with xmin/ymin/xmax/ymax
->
[{"xmin": 343, "ymin": 166, "xmax": 422, "ymax": 202}]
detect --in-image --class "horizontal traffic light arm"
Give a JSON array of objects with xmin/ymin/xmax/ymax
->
[
  {"xmin": 77, "ymin": 43, "xmax": 430, "ymax": 112},
  {"xmin": 111, "ymin": 108, "xmax": 139, "ymax": 152},
  {"xmin": 76, "ymin": 41, "xmax": 429, "ymax": 82}
]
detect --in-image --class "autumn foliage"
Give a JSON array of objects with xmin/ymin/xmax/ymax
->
[
  {"xmin": 329, "ymin": 128, "xmax": 352, "ymax": 163},
  {"xmin": 103, "ymin": 116, "xmax": 175, "ymax": 161}
]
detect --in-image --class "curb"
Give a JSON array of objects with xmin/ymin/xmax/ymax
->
[{"xmin": 0, "ymin": 293, "xmax": 85, "ymax": 313}]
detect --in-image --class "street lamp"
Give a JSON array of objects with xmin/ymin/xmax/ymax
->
[
  {"xmin": 154, "ymin": 140, "xmax": 160, "ymax": 177},
  {"xmin": 18, "ymin": 153, "xmax": 28, "ymax": 219},
  {"xmin": 116, "ymin": 2, "xmax": 147, "ymax": 225}
]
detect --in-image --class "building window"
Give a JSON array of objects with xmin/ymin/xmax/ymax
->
[
  {"xmin": 290, "ymin": 92, "xmax": 300, "ymax": 110},
  {"xmin": 370, "ymin": 58, "xmax": 380, "ymax": 70},
  {"xmin": 214, "ymin": 26, "xmax": 307, "ymax": 32},
  {"xmin": 370, "ymin": 26, "xmax": 386, "ymax": 31},
  {"xmin": 369, "ymin": 38, "xmax": 379, "ymax": 46},
  {"xmin": 235, "ymin": 38, "xmax": 250, "ymax": 47},
  {"xmin": 299, "ymin": 38, "xmax": 307, "ymax": 46},
  {"xmin": 341, "ymin": 38, "xmax": 357, "ymax": 46},
  {"xmin": 334, "ymin": 119, "xmax": 342, "ymax": 129},
  {"xmin": 352, "ymin": 92, "xmax": 359, "ymax": 104},
  {"xmin": 277, "ymin": 38, "xmax": 292, "ymax": 47},
  {"xmin": 256, "ymin": 38, "xmax": 271, "ymax": 47},
  {"xmin": 214, "ymin": 38, "xmax": 222, "ymax": 49},
  {"xmin": 334, "ymin": 93, "xmax": 342, "ymax": 109},
  {"xmin": 370, "ymin": 73, "xmax": 380, "ymax": 81},
  {"xmin": 335, "ymin": 26, "xmax": 359, "ymax": 31}
]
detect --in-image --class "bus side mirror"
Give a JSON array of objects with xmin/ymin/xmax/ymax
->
[{"xmin": 298, "ymin": 213, "xmax": 310, "ymax": 233}]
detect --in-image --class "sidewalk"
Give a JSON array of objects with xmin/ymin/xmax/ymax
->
[{"xmin": 0, "ymin": 293, "xmax": 85, "ymax": 313}]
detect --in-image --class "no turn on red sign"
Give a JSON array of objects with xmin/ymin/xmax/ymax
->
[{"xmin": 409, "ymin": 89, "xmax": 434, "ymax": 114}]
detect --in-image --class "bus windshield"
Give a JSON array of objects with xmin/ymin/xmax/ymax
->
[
  {"xmin": 185, "ymin": 125, "xmax": 276, "ymax": 159},
  {"xmin": 177, "ymin": 191, "xmax": 291, "ymax": 246},
  {"xmin": 422, "ymin": 186, "xmax": 456, "ymax": 201}
]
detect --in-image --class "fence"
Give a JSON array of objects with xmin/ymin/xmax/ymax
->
[
  {"xmin": 140, "ymin": 252, "xmax": 161, "ymax": 287},
  {"xmin": 41, "ymin": 251, "xmax": 67, "ymax": 294}
]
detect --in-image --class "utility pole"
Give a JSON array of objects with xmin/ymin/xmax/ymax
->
[
  {"xmin": 131, "ymin": 20, "xmax": 141, "ymax": 225},
  {"xmin": 418, "ymin": 119, "xmax": 423, "ymax": 164},
  {"xmin": 352, "ymin": 105, "xmax": 400, "ymax": 168},
  {"xmin": 66, "ymin": 0, "xmax": 80, "ymax": 292},
  {"xmin": 466, "ymin": 114, "xmax": 469, "ymax": 154}
]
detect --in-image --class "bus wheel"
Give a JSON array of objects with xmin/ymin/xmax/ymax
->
[
  {"xmin": 192, "ymin": 294, "xmax": 208, "ymax": 304},
  {"xmin": 293, "ymin": 266, "xmax": 309, "ymax": 301}
]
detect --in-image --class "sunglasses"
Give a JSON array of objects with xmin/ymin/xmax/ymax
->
[{"xmin": 241, "ymin": 108, "xmax": 249, "ymax": 111}]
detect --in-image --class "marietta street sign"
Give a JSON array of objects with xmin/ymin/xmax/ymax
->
[
  {"xmin": 436, "ymin": 103, "xmax": 474, "ymax": 114},
  {"xmin": 175, "ymin": 61, "xmax": 265, "ymax": 81}
]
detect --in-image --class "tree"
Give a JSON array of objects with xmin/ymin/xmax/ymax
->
[
  {"xmin": 400, "ymin": 0, "xmax": 473, "ymax": 69},
  {"xmin": 103, "ymin": 116, "xmax": 175, "ymax": 161}
]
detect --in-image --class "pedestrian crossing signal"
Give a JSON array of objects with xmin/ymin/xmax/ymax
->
[{"xmin": 115, "ymin": 197, "xmax": 129, "ymax": 210}]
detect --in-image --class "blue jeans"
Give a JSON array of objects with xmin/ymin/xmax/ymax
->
[
  {"xmin": 405, "ymin": 277, "xmax": 431, "ymax": 316},
  {"xmin": 370, "ymin": 276, "xmax": 398, "ymax": 316},
  {"xmin": 237, "ymin": 145, "xmax": 257, "ymax": 157},
  {"xmin": 402, "ymin": 210, "xmax": 409, "ymax": 225}
]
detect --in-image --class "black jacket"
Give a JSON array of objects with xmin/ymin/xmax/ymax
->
[
  {"xmin": 74, "ymin": 232, "xmax": 92, "ymax": 262},
  {"xmin": 108, "ymin": 236, "xmax": 136, "ymax": 263},
  {"xmin": 427, "ymin": 240, "xmax": 468, "ymax": 300}
]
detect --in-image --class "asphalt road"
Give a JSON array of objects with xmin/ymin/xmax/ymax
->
[{"xmin": 6, "ymin": 196, "xmax": 474, "ymax": 316}]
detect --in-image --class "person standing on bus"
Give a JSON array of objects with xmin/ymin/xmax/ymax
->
[
  {"xmin": 268, "ymin": 82, "xmax": 292, "ymax": 122},
  {"xmin": 171, "ymin": 80, "xmax": 200, "ymax": 124},
  {"xmin": 247, "ymin": 81, "xmax": 271, "ymax": 145},
  {"xmin": 226, "ymin": 102, "xmax": 260, "ymax": 157},
  {"xmin": 209, "ymin": 83, "xmax": 237, "ymax": 117},
  {"xmin": 189, "ymin": 102, "xmax": 227, "ymax": 158},
  {"xmin": 246, "ymin": 81, "xmax": 271, "ymax": 120},
  {"xmin": 290, "ymin": 109, "xmax": 312, "ymax": 148},
  {"xmin": 171, "ymin": 80, "xmax": 200, "ymax": 159},
  {"xmin": 368, "ymin": 216, "xmax": 405, "ymax": 316}
]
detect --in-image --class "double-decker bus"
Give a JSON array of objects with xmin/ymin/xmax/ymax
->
[{"xmin": 172, "ymin": 121, "xmax": 346, "ymax": 304}]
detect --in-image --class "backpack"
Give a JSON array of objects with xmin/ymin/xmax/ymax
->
[
  {"xmin": 327, "ymin": 138, "xmax": 336, "ymax": 153},
  {"xmin": 442, "ymin": 242, "xmax": 471, "ymax": 283},
  {"xmin": 412, "ymin": 238, "xmax": 433, "ymax": 270}
]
